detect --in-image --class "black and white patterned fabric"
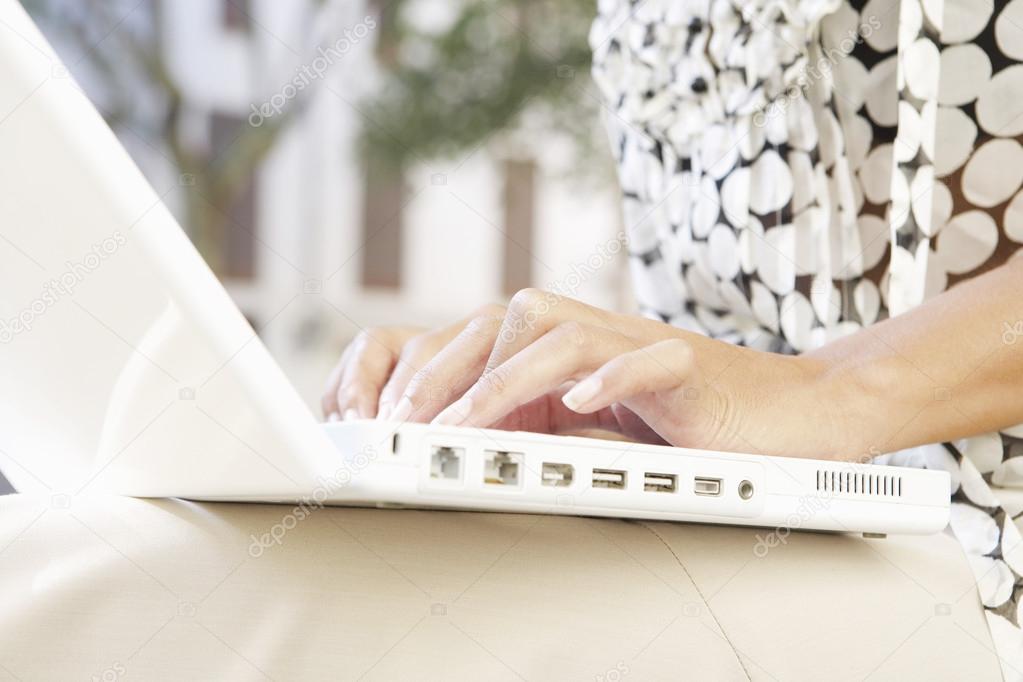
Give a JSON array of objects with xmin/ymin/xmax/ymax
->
[{"xmin": 590, "ymin": 0, "xmax": 1023, "ymax": 674}]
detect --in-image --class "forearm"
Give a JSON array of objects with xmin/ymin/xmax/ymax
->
[{"xmin": 808, "ymin": 258, "xmax": 1023, "ymax": 457}]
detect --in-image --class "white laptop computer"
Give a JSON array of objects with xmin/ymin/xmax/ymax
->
[{"xmin": 0, "ymin": 0, "xmax": 950, "ymax": 536}]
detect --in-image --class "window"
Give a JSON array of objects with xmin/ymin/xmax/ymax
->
[
  {"xmin": 501, "ymin": 158, "xmax": 536, "ymax": 294},
  {"xmin": 360, "ymin": 159, "xmax": 405, "ymax": 289},
  {"xmin": 223, "ymin": 0, "xmax": 250, "ymax": 31},
  {"xmin": 207, "ymin": 112, "xmax": 257, "ymax": 279}
]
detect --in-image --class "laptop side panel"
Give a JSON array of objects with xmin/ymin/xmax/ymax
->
[{"xmin": 310, "ymin": 422, "xmax": 950, "ymax": 536}]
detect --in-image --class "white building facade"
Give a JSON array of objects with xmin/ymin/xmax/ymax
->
[{"xmin": 144, "ymin": 0, "xmax": 627, "ymax": 405}]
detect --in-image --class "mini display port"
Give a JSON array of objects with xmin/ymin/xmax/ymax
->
[
  {"xmin": 694, "ymin": 477, "xmax": 722, "ymax": 496},
  {"xmin": 541, "ymin": 462, "xmax": 574, "ymax": 487},
  {"xmin": 430, "ymin": 445, "xmax": 463, "ymax": 481},
  {"xmin": 483, "ymin": 450, "xmax": 523, "ymax": 487},
  {"xmin": 592, "ymin": 468, "xmax": 627, "ymax": 490},
  {"xmin": 644, "ymin": 473, "xmax": 677, "ymax": 493}
]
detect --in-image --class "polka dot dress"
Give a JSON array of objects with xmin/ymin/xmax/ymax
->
[{"xmin": 591, "ymin": 0, "xmax": 1023, "ymax": 673}]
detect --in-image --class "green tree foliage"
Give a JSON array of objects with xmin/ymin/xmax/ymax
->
[{"xmin": 362, "ymin": 0, "xmax": 602, "ymax": 170}]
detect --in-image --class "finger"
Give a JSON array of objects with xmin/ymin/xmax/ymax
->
[
  {"xmin": 394, "ymin": 314, "xmax": 503, "ymax": 423},
  {"xmin": 610, "ymin": 403, "xmax": 670, "ymax": 445},
  {"xmin": 321, "ymin": 343, "xmax": 354, "ymax": 419},
  {"xmin": 433, "ymin": 322, "xmax": 636, "ymax": 428},
  {"xmin": 375, "ymin": 332, "xmax": 444, "ymax": 420},
  {"xmin": 487, "ymin": 383, "xmax": 614, "ymax": 434},
  {"xmin": 379, "ymin": 304, "xmax": 505, "ymax": 420},
  {"xmin": 485, "ymin": 288, "xmax": 666, "ymax": 374},
  {"xmin": 561, "ymin": 338, "xmax": 695, "ymax": 413},
  {"xmin": 336, "ymin": 328, "xmax": 408, "ymax": 419}
]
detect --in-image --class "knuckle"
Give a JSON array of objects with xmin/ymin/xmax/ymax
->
[
  {"xmin": 404, "ymin": 329, "xmax": 449, "ymax": 359},
  {"xmin": 472, "ymin": 303, "xmax": 507, "ymax": 319},
  {"xmin": 357, "ymin": 327, "xmax": 382, "ymax": 343},
  {"xmin": 352, "ymin": 328, "xmax": 382, "ymax": 354},
  {"xmin": 479, "ymin": 366, "xmax": 509, "ymax": 395},
  {"xmin": 400, "ymin": 333, "xmax": 431, "ymax": 358},
  {"xmin": 661, "ymin": 338, "xmax": 694, "ymax": 368},
  {"xmin": 462, "ymin": 315, "xmax": 502, "ymax": 342},
  {"xmin": 504, "ymin": 289, "xmax": 559, "ymax": 339},
  {"xmin": 404, "ymin": 366, "xmax": 435, "ymax": 398},
  {"xmin": 603, "ymin": 354, "xmax": 633, "ymax": 378},
  {"xmin": 410, "ymin": 364, "xmax": 434, "ymax": 386},
  {"xmin": 406, "ymin": 371, "xmax": 448, "ymax": 407},
  {"xmin": 553, "ymin": 320, "xmax": 588, "ymax": 348},
  {"xmin": 664, "ymin": 337, "xmax": 692, "ymax": 354},
  {"xmin": 336, "ymin": 382, "xmax": 368, "ymax": 406},
  {"xmin": 361, "ymin": 326, "xmax": 413, "ymax": 356},
  {"xmin": 507, "ymin": 287, "xmax": 547, "ymax": 314}
]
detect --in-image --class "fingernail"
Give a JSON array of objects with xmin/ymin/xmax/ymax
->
[
  {"xmin": 432, "ymin": 396, "xmax": 473, "ymax": 426},
  {"xmin": 377, "ymin": 403, "xmax": 392, "ymax": 421},
  {"xmin": 343, "ymin": 408, "xmax": 359, "ymax": 421},
  {"xmin": 327, "ymin": 412, "xmax": 340, "ymax": 422},
  {"xmin": 389, "ymin": 396, "xmax": 413, "ymax": 423},
  {"xmin": 562, "ymin": 376, "xmax": 603, "ymax": 411}
]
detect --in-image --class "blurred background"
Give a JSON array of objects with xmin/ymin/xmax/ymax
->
[{"xmin": 21, "ymin": 0, "xmax": 630, "ymax": 411}]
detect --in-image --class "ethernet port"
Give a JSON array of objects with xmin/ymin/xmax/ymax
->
[
  {"xmin": 483, "ymin": 450, "xmax": 523, "ymax": 487},
  {"xmin": 430, "ymin": 445, "xmax": 463, "ymax": 481},
  {"xmin": 541, "ymin": 462, "xmax": 574, "ymax": 487}
]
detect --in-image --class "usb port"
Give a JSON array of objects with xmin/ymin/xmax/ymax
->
[
  {"xmin": 694, "ymin": 477, "xmax": 722, "ymax": 496},
  {"xmin": 644, "ymin": 472, "xmax": 677, "ymax": 493},
  {"xmin": 542, "ymin": 462, "xmax": 574, "ymax": 487},
  {"xmin": 483, "ymin": 450, "xmax": 523, "ymax": 487},
  {"xmin": 430, "ymin": 445, "xmax": 463, "ymax": 481},
  {"xmin": 592, "ymin": 468, "xmax": 627, "ymax": 490}
]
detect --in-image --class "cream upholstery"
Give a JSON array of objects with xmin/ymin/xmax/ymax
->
[{"xmin": 0, "ymin": 493, "xmax": 1005, "ymax": 681}]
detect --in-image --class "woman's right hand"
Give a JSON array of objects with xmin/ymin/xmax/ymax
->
[
  {"xmin": 320, "ymin": 304, "xmax": 507, "ymax": 421},
  {"xmin": 320, "ymin": 293, "xmax": 663, "ymax": 444}
]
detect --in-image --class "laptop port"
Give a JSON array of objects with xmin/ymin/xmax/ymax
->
[
  {"xmin": 541, "ymin": 462, "xmax": 574, "ymax": 487},
  {"xmin": 592, "ymin": 468, "xmax": 627, "ymax": 490},
  {"xmin": 694, "ymin": 477, "xmax": 722, "ymax": 496},
  {"xmin": 483, "ymin": 450, "xmax": 523, "ymax": 487},
  {"xmin": 644, "ymin": 472, "xmax": 677, "ymax": 493},
  {"xmin": 738, "ymin": 480, "xmax": 754, "ymax": 500},
  {"xmin": 430, "ymin": 445, "xmax": 463, "ymax": 481}
]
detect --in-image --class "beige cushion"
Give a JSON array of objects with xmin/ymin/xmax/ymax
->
[{"xmin": 0, "ymin": 494, "xmax": 1002, "ymax": 681}]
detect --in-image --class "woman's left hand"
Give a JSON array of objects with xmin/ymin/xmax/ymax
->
[{"xmin": 390, "ymin": 289, "xmax": 855, "ymax": 460}]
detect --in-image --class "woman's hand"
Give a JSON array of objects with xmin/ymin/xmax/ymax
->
[
  {"xmin": 320, "ymin": 301, "xmax": 615, "ymax": 435},
  {"xmin": 321, "ymin": 304, "xmax": 509, "ymax": 421},
  {"xmin": 333, "ymin": 288, "xmax": 854, "ymax": 459},
  {"xmin": 326, "ymin": 262, "xmax": 1023, "ymax": 461}
]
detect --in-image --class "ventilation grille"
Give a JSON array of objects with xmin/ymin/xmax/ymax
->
[{"xmin": 816, "ymin": 470, "xmax": 902, "ymax": 497}]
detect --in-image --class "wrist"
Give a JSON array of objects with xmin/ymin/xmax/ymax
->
[
  {"xmin": 781, "ymin": 354, "xmax": 857, "ymax": 461},
  {"xmin": 804, "ymin": 351, "xmax": 908, "ymax": 461}
]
